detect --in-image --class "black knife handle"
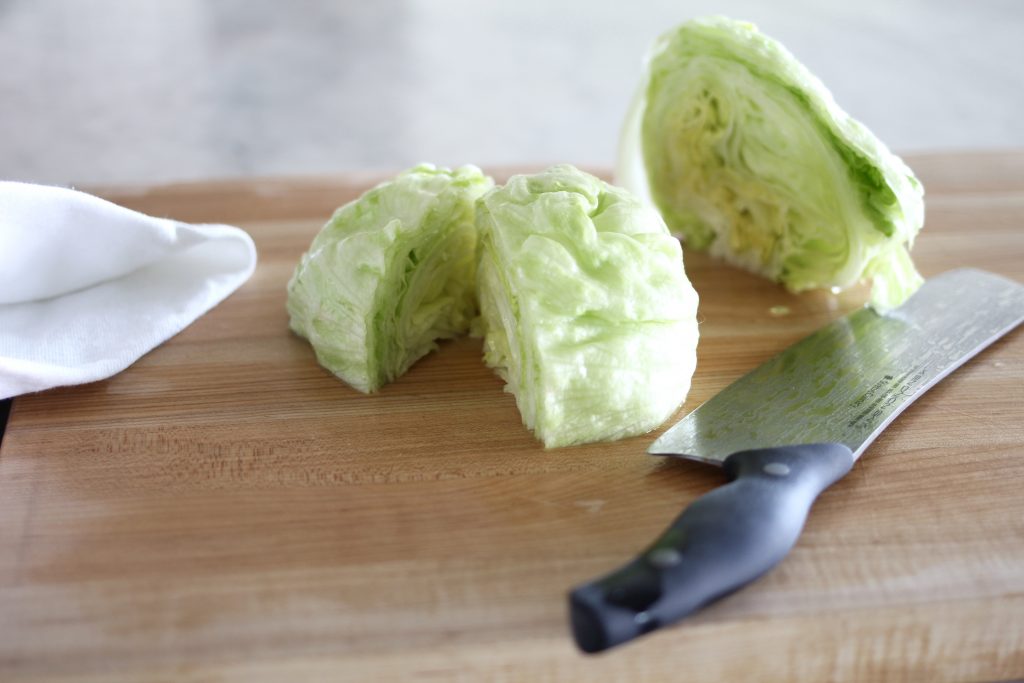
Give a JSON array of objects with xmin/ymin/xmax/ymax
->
[{"xmin": 569, "ymin": 442, "xmax": 855, "ymax": 654}]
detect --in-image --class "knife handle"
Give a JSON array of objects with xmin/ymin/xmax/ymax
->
[{"xmin": 568, "ymin": 442, "xmax": 854, "ymax": 654}]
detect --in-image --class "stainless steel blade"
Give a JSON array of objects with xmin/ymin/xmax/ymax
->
[{"xmin": 649, "ymin": 268, "xmax": 1024, "ymax": 464}]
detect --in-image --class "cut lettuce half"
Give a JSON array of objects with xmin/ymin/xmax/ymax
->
[
  {"xmin": 475, "ymin": 165, "xmax": 699, "ymax": 448},
  {"xmin": 617, "ymin": 16, "xmax": 925, "ymax": 311},
  {"xmin": 287, "ymin": 164, "xmax": 493, "ymax": 392}
]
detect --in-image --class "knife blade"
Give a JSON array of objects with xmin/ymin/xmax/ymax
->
[{"xmin": 569, "ymin": 268, "xmax": 1024, "ymax": 654}]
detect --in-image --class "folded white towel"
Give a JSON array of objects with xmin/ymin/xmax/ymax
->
[{"xmin": 0, "ymin": 181, "xmax": 257, "ymax": 400}]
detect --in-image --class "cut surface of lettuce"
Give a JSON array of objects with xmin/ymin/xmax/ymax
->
[
  {"xmin": 475, "ymin": 165, "xmax": 699, "ymax": 448},
  {"xmin": 287, "ymin": 164, "xmax": 493, "ymax": 393},
  {"xmin": 617, "ymin": 16, "xmax": 925, "ymax": 311}
]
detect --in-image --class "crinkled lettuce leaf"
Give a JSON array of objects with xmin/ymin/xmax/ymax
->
[
  {"xmin": 617, "ymin": 16, "xmax": 925, "ymax": 311},
  {"xmin": 475, "ymin": 165, "xmax": 699, "ymax": 448},
  {"xmin": 287, "ymin": 164, "xmax": 493, "ymax": 392}
]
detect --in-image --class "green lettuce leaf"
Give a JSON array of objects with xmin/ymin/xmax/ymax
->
[
  {"xmin": 618, "ymin": 16, "xmax": 925, "ymax": 310},
  {"xmin": 287, "ymin": 164, "xmax": 493, "ymax": 392},
  {"xmin": 475, "ymin": 165, "xmax": 699, "ymax": 448}
]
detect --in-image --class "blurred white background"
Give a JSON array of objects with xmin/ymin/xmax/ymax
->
[{"xmin": 1, "ymin": 0, "xmax": 1021, "ymax": 186}]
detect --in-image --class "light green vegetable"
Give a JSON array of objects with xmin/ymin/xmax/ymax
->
[
  {"xmin": 618, "ymin": 16, "xmax": 925, "ymax": 310},
  {"xmin": 287, "ymin": 164, "xmax": 493, "ymax": 393},
  {"xmin": 475, "ymin": 165, "xmax": 699, "ymax": 448}
]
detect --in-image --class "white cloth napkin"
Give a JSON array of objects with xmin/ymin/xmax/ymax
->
[{"xmin": 0, "ymin": 181, "xmax": 257, "ymax": 400}]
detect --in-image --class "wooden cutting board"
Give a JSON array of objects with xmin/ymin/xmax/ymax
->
[{"xmin": 1, "ymin": 152, "xmax": 1022, "ymax": 682}]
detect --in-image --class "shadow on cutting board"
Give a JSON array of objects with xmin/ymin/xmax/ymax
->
[{"xmin": 0, "ymin": 399, "xmax": 10, "ymax": 449}]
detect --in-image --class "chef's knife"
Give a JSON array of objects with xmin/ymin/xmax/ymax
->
[{"xmin": 569, "ymin": 267, "xmax": 1024, "ymax": 654}]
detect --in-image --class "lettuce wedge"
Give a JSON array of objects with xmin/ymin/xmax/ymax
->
[
  {"xmin": 287, "ymin": 164, "xmax": 493, "ymax": 392},
  {"xmin": 618, "ymin": 16, "xmax": 925, "ymax": 310},
  {"xmin": 475, "ymin": 165, "xmax": 699, "ymax": 448}
]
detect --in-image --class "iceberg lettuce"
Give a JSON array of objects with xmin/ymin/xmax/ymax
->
[
  {"xmin": 618, "ymin": 16, "xmax": 925, "ymax": 310},
  {"xmin": 287, "ymin": 164, "xmax": 493, "ymax": 392},
  {"xmin": 475, "ymin": 165, "xmax": 699, "ymax": 448}
]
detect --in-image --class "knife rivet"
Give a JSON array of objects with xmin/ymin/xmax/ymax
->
[
  {"xmin": 648, "ymin": 548, "xmax": 682, "ymax": 568},
  {"xmin": 763, "ymin": 462, "xmax": 791, "ymax": 477},
  {"xmin": 634, "ymin": 611, "xmax": 652, "ymax": 626}
]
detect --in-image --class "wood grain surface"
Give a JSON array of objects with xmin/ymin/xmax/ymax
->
[{"xmin": 1, "ymin": 152, "xmax": 1023, "ymax": 682}]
